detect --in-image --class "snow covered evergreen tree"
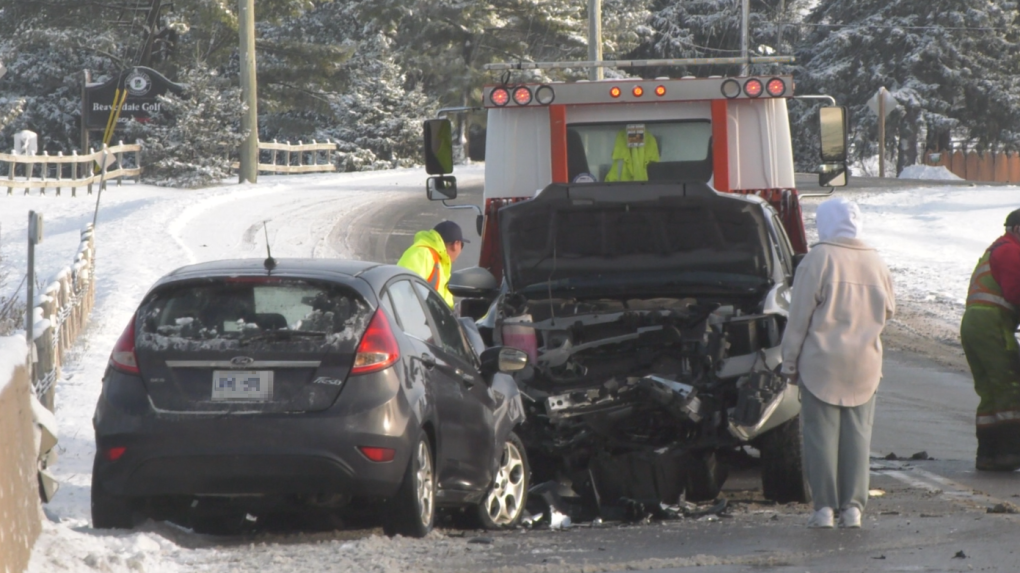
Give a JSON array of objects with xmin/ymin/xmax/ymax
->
[
  {"xmin": 792, "ymin": 0, "xmax": 1020, "ymax": 171},
  {"xmin": 630, "ymin": 0, "xmax": 807, "ymax": 77}
]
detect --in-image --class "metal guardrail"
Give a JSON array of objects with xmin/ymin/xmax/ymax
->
[
  {"xmin": 233, "ymin": 139, "xmax": 338, "ymax": 174},
  {"xmin": 1, "ymin": 142, "xmax": 142, "ymax": 196}
]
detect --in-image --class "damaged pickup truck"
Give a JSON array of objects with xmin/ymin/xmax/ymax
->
[{"xmin": 450, "ymin": 182, "xmax": 808, "ymax": 516}]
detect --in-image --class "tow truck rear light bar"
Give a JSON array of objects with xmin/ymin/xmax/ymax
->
[{"xmin": 484, "ymin": 75, "xmax": 793, "ymax": 108}]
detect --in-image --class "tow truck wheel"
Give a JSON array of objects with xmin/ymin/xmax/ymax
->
[
  {"xmin": 478, "ymin": 432, "xmax": 530, "ymax": 529},
  {"xmin": 759, "ymin": 417, "xmax": 809, "ymax": 503}
]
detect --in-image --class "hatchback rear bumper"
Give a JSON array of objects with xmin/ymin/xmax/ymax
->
[{"xmin": 93, "ymin": 368, "xmax": 416, "ymax": 500}]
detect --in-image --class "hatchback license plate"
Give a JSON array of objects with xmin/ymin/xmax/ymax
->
[{"xmin": 211, "ymin": 370, "xmax": 273, "ymax": 401}]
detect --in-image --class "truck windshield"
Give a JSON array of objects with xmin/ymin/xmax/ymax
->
[{"xmin": 566, "ymin": 120, "xmax": 712, "ymax": 183}]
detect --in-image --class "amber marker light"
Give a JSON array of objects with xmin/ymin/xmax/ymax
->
[
  {"xmin": 610, "ymin": 86, "xmax": 622, "ymax": 98},
  {"xmin": 655, "ymin": 85, "xmax": 667, "ymax": 97},
  {"xmin": 632, "ymin": 86, "xmax": 644, "ymax": 97}
]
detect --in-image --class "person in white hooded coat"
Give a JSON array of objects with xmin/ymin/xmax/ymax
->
[{"xmin": 781, "ymin": 197, "xmax": 896, "ymax": 529}]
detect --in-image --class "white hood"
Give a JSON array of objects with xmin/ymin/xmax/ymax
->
[{"xmin": 816, "ymin": 197, "xmax": 862, "ymax": 241}]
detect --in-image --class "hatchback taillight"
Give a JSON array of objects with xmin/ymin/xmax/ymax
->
[
  {"xmin": 351, "ymin": 309, "xmax": 399, "ymax": 375},
  {"xmin": 110, "ymin": 315, "xmax": 139, "ymax": 374}
]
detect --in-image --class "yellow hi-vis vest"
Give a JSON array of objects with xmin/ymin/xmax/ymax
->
[{"xmin": 967, "ymin": 249, "xmax": 1017, "ymax": 313}]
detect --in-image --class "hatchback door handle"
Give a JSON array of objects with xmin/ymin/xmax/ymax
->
[{"xmin": 420, "ymin": 354, "xmax": 436, "ymax": 369}]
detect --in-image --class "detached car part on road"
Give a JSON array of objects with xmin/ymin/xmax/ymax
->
[
  {"xmin": 451, "ymin": 182, "xmax": 808, "ymax": 514},
  {"xmin": 92, "ymin": 259, "xmax": 530, "ymax": 535}
]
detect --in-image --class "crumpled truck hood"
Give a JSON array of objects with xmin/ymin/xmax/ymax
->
[{"xmin": 498, "ymin": 182, "xmax": 774, "ymax": 297}]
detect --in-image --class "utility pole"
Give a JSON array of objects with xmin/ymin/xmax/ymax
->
[
  {"xmin": 878, "ymin": 86, "xmax": 886, "ymax": 178},
  {"xmin": 238, "ymin": 0, "xmax": 258, "ymax": 183},
  {"xmin": 588, "ymin": 0, "xmax": 603, "ymax": 81},
  {"xmin": 740, "ymin": 0, "xmax": 750, "ymax": 76}
]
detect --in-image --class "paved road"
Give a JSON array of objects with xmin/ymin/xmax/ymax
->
[{"xmin": 333, "ymin": 169, "xmax": 1020, "ymax": 572}]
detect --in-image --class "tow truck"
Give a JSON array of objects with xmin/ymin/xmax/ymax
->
[
  {"xmin": 420, "ymin": 57, "xmax": 849, "ymax": 515},
  {"xmin": 422, "ymin": 56, "xmax": 848, "ymax": 281}
]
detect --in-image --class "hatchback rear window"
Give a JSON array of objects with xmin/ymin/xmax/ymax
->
[{"xmin": 136, "ymin": 278, "xmax": 371, "ymax": 351}]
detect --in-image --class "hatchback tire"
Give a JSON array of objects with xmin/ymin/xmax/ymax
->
[
  {"xmin": 384, "ymin": 434, "xmax": 435, "ymax": 538},
  {"xmin": 478, "ymin": 432, "xmax": 529, "ymax": 529},
  {"xmin": 759, "ymin": 416, "xmax": 809, "ymax": 503},
  {"xmin": 91, "ymin": 476, "xmax": 135, "ymax": 529}
]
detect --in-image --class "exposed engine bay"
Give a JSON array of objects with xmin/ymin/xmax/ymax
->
[{"xmin": 493, "ymin": 295, "xmax": 799, "ymax": 514}]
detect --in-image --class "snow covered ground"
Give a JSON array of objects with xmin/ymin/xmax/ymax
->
[{"xmin": 0, "ymin": 170, "xmax": 1016, "ymax": 572}]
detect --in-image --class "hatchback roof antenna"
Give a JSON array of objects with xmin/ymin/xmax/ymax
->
[{"xmin": 262, "ymin": 221, "xmax": 277, "ymax": 273}]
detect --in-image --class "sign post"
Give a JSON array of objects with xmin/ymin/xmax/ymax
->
[
  {"xmin": 867, "ymin": 87, "xmax": 900, "ymax": 178},
  {"xmin": 26, "ymin": 211, "xmax": 43, "ymax": 358}
]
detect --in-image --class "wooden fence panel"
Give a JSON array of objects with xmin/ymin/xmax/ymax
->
[
  {"xmin": 977, "ymin": 152, "xmax": 994, "ymax": 182},
  {"xmin": 965, "ymin": 151, "xmax": 980, "ymax": 181},
  {"xmin": 2, "ymin": 143, "xmax": 142, "ymax": 196},
  {"xmin": 1010, "ymin": 153, "xmax": 1020, "ymax": 184},
  {"xmin": 951, "ymin": 150, "xmax": 967, "ymax": 179},
  {"xmin": 0, "ymin": 351, "xmax": 42, "ymax": 573},
  {"xmin": 995, "ymin": 151, "xmax": 1010, "ymax": 183}
]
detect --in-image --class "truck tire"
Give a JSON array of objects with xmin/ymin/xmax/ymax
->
[
  {"xmin": 759, "ymin": 416, "xmax": 809, "ymax": 503},
  {"xmin": 477, "ymin": 432, "xmax": 529, "ymax": 529},
  {"xmin": 384, "ymin": 434, "xmax": 435, "ymax": 538},
  {"xmin": 91, "ymin": 477, "xmax": 136, "ymax": 529}
]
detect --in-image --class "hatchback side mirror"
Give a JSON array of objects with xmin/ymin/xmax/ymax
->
[{"xmin": 480, "ymin": 346, "xmax": 528, "ymax": 375}]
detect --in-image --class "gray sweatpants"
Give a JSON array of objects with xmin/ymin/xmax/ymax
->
[{"xmin": 800, "ymin": 385, "xmax": 876, "ymax": 512}]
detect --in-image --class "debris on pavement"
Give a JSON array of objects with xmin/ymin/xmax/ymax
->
[
  {"xmin": 468, "ymin": 537, "xmax": 494, "ymax": 545},
  {"xmin": 953, "ymin": 550, "xmax": 968, "ymax": 559},
  {"xmin": 869, "ymin": 489, "xmax": 886, "ymax": 497},
  {"xmin": 881, "ymin": 451, "xmax": 934, "ymax": 461},
  {"xmin": 987, "ymin": 503, "xmax": 1020, "ymax": 514}
]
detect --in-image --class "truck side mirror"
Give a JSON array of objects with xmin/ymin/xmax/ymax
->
[
  {"xmin": 423, "ymin": 118, "xmax": 454, "ymax": 175},
  {"xmin": 818, "ymin": 163, "xmax": 847, "ymax": 187},
  {"xmin": 426, "ymin": 176, "xmax": 458, "ymax": 200},
  {"xmin": 819, "ymin": 107, "xmax": 848, "ymax": 162},
  {"xmin": 818, "ymin": 106, "xmax": 849, "ymax": 187},
  {"xmin": 448, "ymin": 266, "xmax": 498, "ymax": 299}
]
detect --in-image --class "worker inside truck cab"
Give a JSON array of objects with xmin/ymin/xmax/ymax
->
[{"xmin": 604, "ymin": 124, "xmax": 660, "ymax": 182}]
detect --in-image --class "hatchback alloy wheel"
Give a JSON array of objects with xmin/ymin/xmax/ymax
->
[
  {"xmin": 478, "ymin": 432, "xmax": 529, "ymax": 529},
  {"xmin": 385, "ymin": 433, "xmax": 436, "ymax": 537},
  {"xmin": 415, "ymin": 439, "xmax": 435, "ymax": 527}
]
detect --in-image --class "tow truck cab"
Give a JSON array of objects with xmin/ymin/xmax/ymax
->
[{"xmin": 423, "ymin": 62, "xmax": 849, "ymax": 282}]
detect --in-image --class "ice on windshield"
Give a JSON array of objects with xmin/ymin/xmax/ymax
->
[{"xmin": 136, "ymin": 279, "xmax": 370, "ymax": 351}]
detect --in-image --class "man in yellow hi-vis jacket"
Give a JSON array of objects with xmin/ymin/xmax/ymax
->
[
  {"xmin": 397, "ymin": 220, "xmax": 466, "ymax": 307},
  {"xmin": 605, "ymin": 125, "xmax": 659, "ymax": 182},
  {"xmin": 961, "ymin": 208, "xmax": 1020, "ymax": 471}
]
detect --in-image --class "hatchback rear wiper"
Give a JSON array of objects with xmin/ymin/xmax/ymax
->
[{"xmin": 239, "ymin": 329, "xmax": 328, "ymax": 345}]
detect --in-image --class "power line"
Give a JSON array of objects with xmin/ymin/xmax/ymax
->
[{"xmin": 794, "ymin": 22, "xmax": 1016, "ymax": 32}]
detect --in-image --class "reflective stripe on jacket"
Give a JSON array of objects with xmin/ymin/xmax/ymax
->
[
  {"xmin": 967, "ymin": 248, "xmax": 1017, "ymax": 313},
  {"xmin": 396, "ymin": 229, "xmax": 455, "ymax": 306}
]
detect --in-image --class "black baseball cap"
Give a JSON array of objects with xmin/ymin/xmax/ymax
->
[
  {"xmin": 434, "ymin": 220, "xmax": 469, "ymax": 244},
  {"xmin": 1006, "ymin": 208, "xmax": 1020, "ymax": 228}
]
